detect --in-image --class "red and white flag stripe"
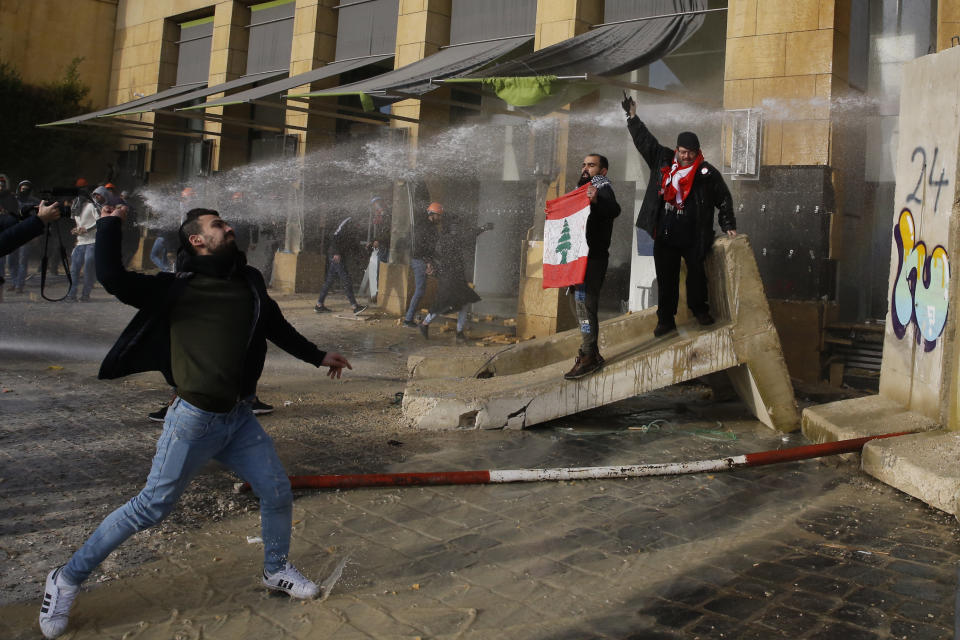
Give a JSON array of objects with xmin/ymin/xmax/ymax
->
[{"xmin": 543, "ymin": 184, "xmax": 590, "ymax": 289}]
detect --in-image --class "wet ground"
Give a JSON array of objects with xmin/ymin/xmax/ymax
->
[{"xmin": 1, "ymin": 281, "xmax": 959, "ymax": 639}]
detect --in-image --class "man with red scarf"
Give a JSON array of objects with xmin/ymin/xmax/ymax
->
[{"xmin": 624, "ymin": 95, "xmax": 736, "ymax": 337}]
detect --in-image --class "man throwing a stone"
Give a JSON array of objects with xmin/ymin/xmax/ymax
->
[
  {"xmin": 624, "ymin": 95, "xmax": 736, "ymax": 337},
  {"xmin": 39, "ymin": 205, "xmax": 351, "ymax": 639}
]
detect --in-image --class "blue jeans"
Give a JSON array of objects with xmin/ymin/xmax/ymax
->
[
  {"xmin": 62, "ymin": 397, "xmax": 293, "ymax": 585},
  {"xmin": 316, "ymin": 257, "xmax": 357, "ymax": 307},
  {"xmin": 67, "ymin": 243, "xmax": 96, "ymax": 299},
  {"xmin": 9, "ymin": 243, "xmax": 29, "ymax": 289},
  {"xmin": 404, "ymin": 258, "xmax": 427, "ymax": 322}
]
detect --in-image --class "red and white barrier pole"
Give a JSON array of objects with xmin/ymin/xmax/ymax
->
[{"xmin": 238, "ymin": 431, "xmax": 912, "ymax": 493}]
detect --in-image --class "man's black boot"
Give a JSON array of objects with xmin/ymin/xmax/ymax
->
[{"xmin": 653, "ymin": 320, "xmax": 677, "ymax": 337}]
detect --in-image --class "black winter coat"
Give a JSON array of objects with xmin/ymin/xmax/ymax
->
[
  {"xmin": 95, "ymin": 216, "xmax": 327, "ymax": 396},
  {"xmin": 627, "ymin": 115, "xmax": 736, "ymax": 258},
  {"xmin": 429, "ymin": 214, "xmax": 482, "ymax": 314}
]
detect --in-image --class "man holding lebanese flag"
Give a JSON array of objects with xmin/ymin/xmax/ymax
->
[
  {"xmin": 624, "ymin": 94, "xmax": 737, "ymax": 338},
  {"xmin": 544, "ymin": 153, "xmax": 621, "ymax": 380}
]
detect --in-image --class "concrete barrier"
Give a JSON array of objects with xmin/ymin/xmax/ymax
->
[
  {"xmin": 801, "ymin": 46, "xmax": 960, "ymax": 516},
  {"xmin": 403, "ymin": 235, "xmax": 799, "ymax": 432}
]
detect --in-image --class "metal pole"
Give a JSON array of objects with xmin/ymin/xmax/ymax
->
[{"xmin": 237, "ymin": 431, "xmax": 913, "ymax": 492}]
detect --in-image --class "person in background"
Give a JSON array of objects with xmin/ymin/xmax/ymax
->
[
  {"xmin": 64, "ymin": 186, "xmax": 108, "ymax": 301},
  {"xmin": 417, "ymin": 203, "xmax": 492, "ymax": 342},
  {"xmin": 314, "ymin": 214, "xmax": 366, "ymax": 315},
  {"xmin": 403, "ymin": 201, "xmax": 442, "ymax": 328},
  {"xmin": 7, "ymin": 180, "xmax": 41, "ymax": 293},
  {"xmin": 358, "ymin": 196, "xmax": 391, "ymax": 305}
]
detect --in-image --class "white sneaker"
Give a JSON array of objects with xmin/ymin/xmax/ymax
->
[
  {"xmin": 263, "ymin": 562, "xmax": 319, "ymax": 599},
  {"xmin": 39, "ymin": 567, "xmax": 79, "ymax": 639}
]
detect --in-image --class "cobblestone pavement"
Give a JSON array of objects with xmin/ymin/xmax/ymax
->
[{"xmin": 1, "ymin": 286, "xmax": 959, "ymax": 639}]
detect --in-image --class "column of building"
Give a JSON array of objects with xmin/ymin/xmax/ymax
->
[
  {"xmin": 378, "ymin": 0, "xmax": 453, "ymax": 316},
  {"xmin": 270, "ymin": 0, "xmax": 340, "ymax": 293},
  {"xmin": 722, "ymin": 0, "xmax": 851, "ymax": 381},
  {"xmin": 515, "ymin": 0, "xmax": 603, "ymax": 340},
  {"xmin": 205, "ymin": 0, "xmax": 251, "ymax": 172}
]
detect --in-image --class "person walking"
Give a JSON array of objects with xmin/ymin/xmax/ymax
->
[
  {"xmin": 563, "ymin": 154, "xmax": 621, "ymax": 380},
  {"xmin": 623, "ymin": 95, "xmax": 736, "ymax": 337},
  {"xmin": 417, "ymin": 205, "xmax": 492, "ymax": 342},
  {"xmin": 314, "ymin": 214, "xmax": 366, "ymax": 315},
  {"xmin": 38, "ymin": 205, "xmax": 352, "ymax": 639},
  {"xmin": 402, "ymin": 201, "xmax": 442, "ymax": 328}
]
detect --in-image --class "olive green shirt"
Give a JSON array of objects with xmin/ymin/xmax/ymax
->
[{"xmin": 169, "ymin": 273, "xmax": 253, "ymax": 412}]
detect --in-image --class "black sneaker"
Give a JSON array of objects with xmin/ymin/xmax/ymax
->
[
  {"xmin": 653, "ymin": 322, "xmax": 677, "ymax": 337},
  {"xmin": 252, "ymin": 398, "xmax": 274, "ymax": 415},
  {"xmin": 419, "ymin": 323, "xmax": 429, "ymax": 339},
  {"xmin": 148, "ymin": 406, "xmax": 167, "ymax": 422},
  {"xmin": 402, "ymin": 320, "xmax": 418, "ymax": 328},
  {"xmin": 353, "ymin": 304, "xmax": 367, "ymax": 315},
  {"xmin": 314, "ymin": 304, "xmax": 332, "ymax": 313}
]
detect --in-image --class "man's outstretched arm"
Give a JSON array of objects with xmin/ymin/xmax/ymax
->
[{"xmin": 96, "ymin": 205, "xmax": 170, "ymax": 309}]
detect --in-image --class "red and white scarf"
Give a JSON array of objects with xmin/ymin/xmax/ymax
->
[{"xmin": 659, "ymin": 150, "xmax": 704, "ymax": 209}]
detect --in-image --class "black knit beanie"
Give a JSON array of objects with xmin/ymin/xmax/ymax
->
[{"xmin": 676, "ymin": 131, "xmax": 700, "ymax": 150}]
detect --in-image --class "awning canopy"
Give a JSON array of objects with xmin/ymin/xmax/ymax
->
[
  {"xmin": 40, "ymin": 82, "xmax": 205, "ymax": 127},
  {"xmin": 475, "ymin": 1, "xmax": 706, "ymax": 79},
  {"xmin": 453, "ymin": 1, "xmax": 708, "ymax": 107},
  {"xmin": 289, "ymin": 35, "xmax": 533, "ymax": 105},
  {"xmin": 110, "ymin": 69, "xmax": 287, "ymax": 116},
  {"xmin": 181, "ymin": 54, "xmax": 394, "ymax": 111}
]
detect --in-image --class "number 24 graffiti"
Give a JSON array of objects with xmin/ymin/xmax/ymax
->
[
  {"xmin": 906, "ymin": 146, "xmax": 950, "ymax": 213},
  {"xmin": 891, "ymin": 208, "xmax": 950, "ymax": 352}
]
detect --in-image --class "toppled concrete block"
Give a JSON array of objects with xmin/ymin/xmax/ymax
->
[
  {"xmin": 802, "ymin": 395, "xmax": 940, "ymax": 444},
  {"xmin": 862, "ymin": 431, "xmax": 960, "ymax": 517},
  {"xmin": 403, "ymin": 236, "xmax": 799, "ymax": 432}
]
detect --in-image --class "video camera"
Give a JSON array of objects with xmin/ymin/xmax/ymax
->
[{"xmin": 16, "ymin": 187, "xmax": 87, "ymax": 220}]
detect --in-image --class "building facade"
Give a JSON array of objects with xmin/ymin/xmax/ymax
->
[{"xmin": 23, "ymin": 0, "xmax": 960, "ymax": 383}]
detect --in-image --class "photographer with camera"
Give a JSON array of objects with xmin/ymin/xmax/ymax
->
[
  {"xmin": 65, "ymin": 186, "xmax": 107, "ymax": 301},
  {"xmin": 0, "ymin": 192, "xmax": 61, "ymax": 258}
]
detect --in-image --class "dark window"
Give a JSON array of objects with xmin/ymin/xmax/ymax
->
[
  {"xmin": 176, "ymin": 19, "xmax": 213, "ymax": 85},
  {"xmin": 449, "ymin": 0, "xmax": 536, "ymax": 45},
  {"xmin": 335, "ymin": 0, "xmax": 399, "ymax": 60},
  {"xmin": 247, "ymin": 0, "xmax": 296, "ymax": 74}
]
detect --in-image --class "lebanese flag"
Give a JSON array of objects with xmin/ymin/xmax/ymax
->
[{"xmin": 543, "ymin": 184, "xmax": 590, "ymax": 288}]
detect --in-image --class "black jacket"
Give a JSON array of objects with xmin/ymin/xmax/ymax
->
[
  {"xmin": 411, "ymin": 210, "xmax": 439, "ymax": 261},
  {"xmin": 327, "ymin": 217, "xmax": 359, "ymax": 259},
  {"xmin": 95, "ymin": 216, "xmax": 327, "ymax": 396},
  {"xmin": 585, "ymin": 182, "xmax": 621, "ymax": 261},
  {"xmin": 627, "ymin": 115, "xmax": 735, "ymax": 257},
  {"xmin": 0, "ymin": 212, "xmax": 43, "ymax": 258}
]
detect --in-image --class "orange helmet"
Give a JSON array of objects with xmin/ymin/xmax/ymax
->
[{"xmin": 427, "ymin": 202, "xmax": 444, "ymax": 215}]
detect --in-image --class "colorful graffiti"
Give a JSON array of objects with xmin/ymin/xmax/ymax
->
[{"xmin": 891, "ymin": 208, "xmax": 950, "ymax": 351}]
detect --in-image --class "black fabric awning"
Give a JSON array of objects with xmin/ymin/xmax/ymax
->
[
  {"xmin": 474, "ymin": 0, "xmax": 707, "ymax": 79},
  {"xmin": 109, "ymin": 69, "xmax": 287, "ymax": 116},
  {"xmin": 39, "ymin": 82, "xmax": 206, "ymax": 127},
  {"xmin": 181, "ymin": 54, "xmax": 394, "ymax": 111},
  {"xmin": 290, "ymin": 35, "xmax": 533, "ymax": 104}
]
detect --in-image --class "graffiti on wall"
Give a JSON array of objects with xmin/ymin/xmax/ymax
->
[{"xmin": 891, "ymin": 208, "xmax": 950, "ymax": 352}]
